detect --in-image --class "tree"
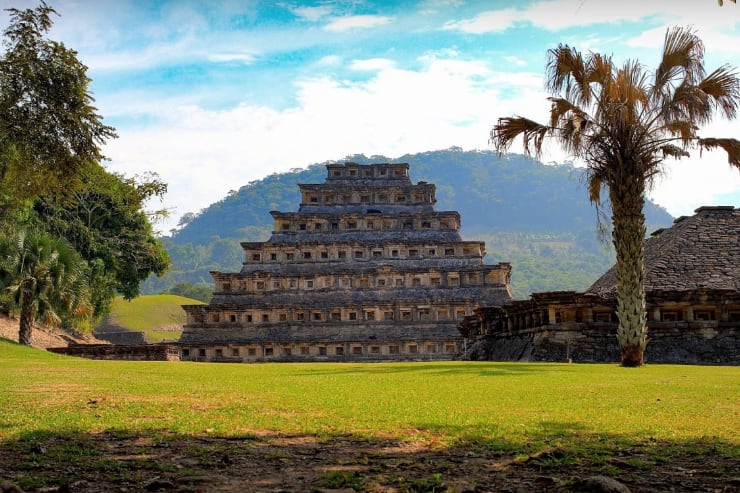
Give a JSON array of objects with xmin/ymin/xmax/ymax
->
[
  {"xmin": 33, "ymin": 164, "xmax": 170, "ymax": 317},
  {"xmin": 490, "ymin": 26, "xmax": 740, "ymax": 366},
  {"xmin": 164, "ymin": 282, "xmax": 212, "ymax": 303},
  {"xmin": 0, "ymin": 1, "xmax": 116, "ymax": 213},
  {"xmin": 0, "ymin": 229, "xmax": 89, "ymax": 345},
  {"xmin": 0, "ymin": 3, "xmax": 169, "ymax": 324}
]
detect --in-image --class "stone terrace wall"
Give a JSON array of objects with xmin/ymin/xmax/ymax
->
[
  {"xmin": 180, "ymin": 321, "xmax": 461, "ymax": 345},
  {"xmin": 468, "ymin": 322, "xmax": 739, "ymax": 365},
  {"xmin": 49, "ymin": 344, "xmax": 179, "ymax": 361}
]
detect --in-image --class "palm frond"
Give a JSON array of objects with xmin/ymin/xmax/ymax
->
[
  {"xmin": 654, "ymin": 26, "xmax": 705, "ymax": 95},
  {"xmin": 643, "ymin": 156, "xmax": 666, "ymax": 183},
  {"xmin": 72, "ymin": 300, "xmax": 94, "ymax": 321},
  {"xmin": 548, "ymin": 97, "xmax": 570, "ymax": 128},
  {"xmin": 546, "ymin": 45, "xmax": 591, "ymax": 106},
  {"xmin": 547, "ymin": 97, "xmax": 590, "ymax": 128},
  {"xmin": 665, "ymin": 82, "xmax": 710, "ymax": 125},
  {"xmin": 587, "ymin": 174, "xmax": 605, "ymax": 204},
  {"xmin": 490, "ymin": 116, "xmax": 550, "ymax": 157},
  {"xmin": 660, "ymin": 144, "xmax": 690, "ymax": 159},
  {"xmin": 560, "ymin": 116, "xmax": 584, "ymax": 153},
  {"xmin": 698, "ymin": 137, "xmax": 740, "ymax": 167},
  {"xmin": 39, "ymin": 310, "xmax": 62, "ymax": 328},
  {"xmin": 587, "ymin": 53, "xmax": 614, "ymax": 88},
  {"xmin": 546, "ymin": 97, "xmax": 597, "ymax": 156},
  {"xmin": 613, "ymin": 60, "xmax": 649, "ymax": 123},
  {"xmin": 699, "ymin": 65, "xmax": 740, "ymax": 119},
  {"xmin": 662, "ymin": 120, "xmax": 698, "ymax": 145}
]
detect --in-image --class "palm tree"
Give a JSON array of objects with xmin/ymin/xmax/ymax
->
[
  {"xmin": 490, "ymin": 26, "xmax": 740, "ymax": 366},
  {"xmin": 0, "ymin": 229, "xmax": 90, "ymax": 345}
]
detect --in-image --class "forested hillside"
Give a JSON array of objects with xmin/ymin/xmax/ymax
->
[{"xmin": 145, "ymin": 148, "xmax": 674, "ymax": 299}]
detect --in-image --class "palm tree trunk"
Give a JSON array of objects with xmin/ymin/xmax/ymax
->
[
  {"xmin": 610, "ymin": 176, "xmax": 648, "ymax": 367},
  {"xmin": 18, "ymin": 290, "xmax": 35, "ymax": 346}
]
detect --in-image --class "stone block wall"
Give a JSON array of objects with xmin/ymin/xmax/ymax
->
[
  {"xmin": 48, "ymin": 344, "xmax": 180, "ymax": 361},
  {"xmin": 467, "ymin": 322, "xmax": 739, "ymax": 365}
]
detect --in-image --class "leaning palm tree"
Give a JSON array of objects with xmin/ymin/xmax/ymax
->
[
  {"xmin": 0, "ymin": 229, "xmax": 90, "ymax": 345},
  {"xmin": 490, "ymin": 26, "xmax": 740, "ymax": 366}
]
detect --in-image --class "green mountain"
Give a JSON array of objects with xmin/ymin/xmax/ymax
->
[{"xmin": 144, "ymin": 148, "xmax": 674, "ymax": 299}]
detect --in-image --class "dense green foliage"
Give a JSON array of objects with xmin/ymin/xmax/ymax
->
[
  {"xmin": 162, "ymin": 281, "xmax": 213, "ymax": 303},
  {"xmin": 148, "ymin": 148, "xmax": 673, "ymax": 298},
  {"xmin": 0, "ymin": 230, "xmax": 89, "ymax": 342},
  {"xmin": 480, "ymin": 231, "xmax": 615, "ymax": 298},
  {"xmin": 33, "ymin": 165, "xmax": 170, "ymax": 315},
  {"xmin": 0, "ymin": 3, "xmax": 170, "ymax": 339}
]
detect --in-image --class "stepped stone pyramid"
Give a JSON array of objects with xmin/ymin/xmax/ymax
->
[{"xmin": 181, "ymin": 162, "xmax": 512, "ymax": 361}]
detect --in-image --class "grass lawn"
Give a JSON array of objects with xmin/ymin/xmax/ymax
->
[
  {"xmin": 107, "ymin": 294, "xmax": 202, "ymax": 342},
  {"xmin": 0, "ymin": 339, "xmax": 738, "ymax": 492}
]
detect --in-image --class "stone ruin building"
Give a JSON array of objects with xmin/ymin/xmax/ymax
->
[
  {"xmin": 460, "ymin": 206, "xmax": 740, "ymax": 365},
  {"xmin": 180, "ymin": 162, "xmax": 513, "ymax": 362}
]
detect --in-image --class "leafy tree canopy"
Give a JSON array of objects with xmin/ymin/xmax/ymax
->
[
  {"xmin": 0, "ymin": 1, "xmax": 116, "ymax": 210},
  {"xmin": 0, "ymin": 3, "xmax": 169, "ymax": 333},
  {"xmin": 163, "ymin": 282, "xmax": 213, "ymax": 303},
  {"xmin": 33, "ymin": 164, "xmax": 170, "ymax": 316}
]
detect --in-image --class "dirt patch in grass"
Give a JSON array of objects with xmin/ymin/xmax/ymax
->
[{"xmin": 0, "ymin": 431, "xmax": 737, "ymax": 492}]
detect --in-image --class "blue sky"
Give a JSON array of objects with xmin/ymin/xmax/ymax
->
[{"xmin": 3, "ymin": 0, "xmax": 739, "ymax": 233}]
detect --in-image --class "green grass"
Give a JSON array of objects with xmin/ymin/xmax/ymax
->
[
  {"xmin": 107, "ymin": 294, "xmax": 202, "ymax": 342},
  {"xmin": 0, "ymin": 339, "xmax": 737, "ymax": 457}
]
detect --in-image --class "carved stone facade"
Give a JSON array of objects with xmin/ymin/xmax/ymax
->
[
  {"xmin": 181, "ymin": 162, "xmax": 512, "ymax": 362},
  {"xmin": 461, "ymin": 206, "xmax": 740, "ymax": 365}
]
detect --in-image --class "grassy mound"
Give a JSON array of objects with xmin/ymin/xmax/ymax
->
[{"xmin": 104, "ymin": 294, "xmax": 203, "ymax": 343}]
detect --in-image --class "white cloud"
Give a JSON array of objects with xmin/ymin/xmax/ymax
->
[
  {"xmin": 517, "ymin": 0, "xmax": 665, "ymax": 31},
  {"xmin": 102, "ymin": 51, "xmax": 739, "ymax": 236},
  {"xmin": 417, "ymin": 0, "xmax": 465, "ymax": 15},
  {"xmin": 503, "ymin": 55, "xmax": 527, "ymax": 67},
  {"xmin": 324, "ymin": 15, "xmax": 393, "ymax": 32},
  {"xmin": 35, "ymin": 0, "xmax": 734, "ymax": 235},
  {"xmin": 627, "ymin": 26, "xmax": 740, "ymax": 57},
  {"xmin": 418, "ymin": 0, "xmax": 464, "ymax": 8},
  {"xmin": 649, "ymin": 155, "xmax": 740, "ymax": 216},
  {"xmin": 443, "ymin": 9, "xmax": 519, "ymax": 33},
  {"xmin": 290, "ymin": 5, "xmax": 334, "ymax": 21},
  {"xmin": 350, "ymin": 58, "xmax": 396, "ymax": 71},
  {"xmin": 648, "ymin": 118, "xmax": 740, "ymax": 215},
  {"xmin": 208, "ymin": 52, "xmax": 257, "ymax": 64},
  {"xmin": 444, "ymin": 0, "xmax": 740, "ymax": 36},
  {"xmin": 73, "ymin": 35, "xmax": 221, "ymax": 72},
  {"xmin": 317, "ymin": 55, "xmax": 343, "ymax": 66},
  {"xmin": 103, "ymin": 58, "xmax": 547, "ymax": 233},
  {"xmin": 33, "ymin": 2, "xmax": 268, "ymax": 74}
]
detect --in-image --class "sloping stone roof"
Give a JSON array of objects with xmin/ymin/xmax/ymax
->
[{"xmin": 588, "ymin": 206, "xmax": 740, "ymax": 295}]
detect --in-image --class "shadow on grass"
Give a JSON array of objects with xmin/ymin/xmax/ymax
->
[
  {"xmin": 292, "ymin": 361, "xmax": 583, "ymax": 378},
  {"xmin": 0, "ymin": 423, "xmax": 737, "ymax": 493}
]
